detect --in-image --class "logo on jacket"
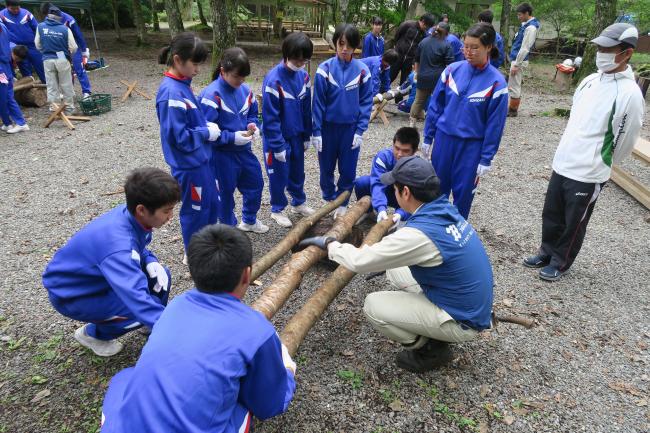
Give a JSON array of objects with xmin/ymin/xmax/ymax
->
[{"xmin": 446, "ymin": 224, "xmax": 462, "ymax": 242}]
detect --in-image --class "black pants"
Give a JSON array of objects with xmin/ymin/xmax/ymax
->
[
  {"xmin": 539, "ymin": 171, "xmax": 604, "ymax": 271},
  {"xmin": 390, "ymin": 56, "xmax": 414, "ymax": 102}
]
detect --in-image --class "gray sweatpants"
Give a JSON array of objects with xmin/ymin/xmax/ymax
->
[{"xmin": 44, "ymin": 58, "xmax": 75, "ymax": 112}]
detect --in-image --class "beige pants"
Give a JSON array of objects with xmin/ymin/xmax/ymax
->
[
  {"xmin": 507, "ymin": 61, "xmax": 528, "ymax": 99},
  {"xmin": 362, "ymin": 266, "xmax": 478, "ymax": 345},
  {"xmin": 44, "ymin": 58, "xmax": 75, "ymax": 111},
  {"xmin": 409, "ymin": 88, "xmax": 433, "ymax": 120}
]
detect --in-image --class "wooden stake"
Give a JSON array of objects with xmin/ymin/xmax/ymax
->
[
  {"xmin": 610, "ymin": 166, "xmax": 650, "ymax": 210},
  {"xmin": 120, "ymin": 80, "xmax": 151, "ymax": 101},
  {"xmin": 43, "ymin": 104, "xmax": 91, "ymax": 130}
]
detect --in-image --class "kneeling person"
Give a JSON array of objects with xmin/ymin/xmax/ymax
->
[
  {"xmin": 42, "ymin": 168, "xmax": 180, "ymax": 357},
  {"xmin": 100, "ymin": 225, "xmax": 296, "ymax": 432},
  {"xmin": 301, "ymin": 157, "xmax": 493, "ymax": 372}
]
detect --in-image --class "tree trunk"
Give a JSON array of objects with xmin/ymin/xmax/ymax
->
[
  {"xmin": 209, "ymin": 0, "xmax": 237, "ymax": 72},
  {"xmin": 152, "ymin": 0, "xmax": 160, "ymax": 32},
  {"xmin": 573, "ymin": 0, "xmax": 617, "ymax": 83},
  {"xmin": 132, "ymin": 0, "xmax": 146, "ymax": 45},
  {"xmin": 405, "ymin": 0, "xmax": 419, "ymax": 20},
  {"xmin": 165, "ymin": 0, "xmax": 185, "ymax": 38},
  {"xmin": 197, "ymin": 0, "xmax": 208, "ymax": 26},
  {"xmin": 499, "ymin": 0, "xmax": 511, "ymax": 62},
  {"xmin": 111, "ymin": 0, "xmax": 122, "ymax": 40}
]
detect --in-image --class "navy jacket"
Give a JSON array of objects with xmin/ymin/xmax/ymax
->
[{"xmin": 414, "ymin": 36, "xmax": 454, "ymax": 89}]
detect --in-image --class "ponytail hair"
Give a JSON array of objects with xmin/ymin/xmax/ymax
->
[
  {"xmin": 212, "ymin": 47, "xmax": 251, "ymax": 81},
  {"xmin": 465, "ymin": 23, "xmax": 499, "ymax": 60},
  {"xmin": 158, "ymin": 32, "xmax": 209, "ymax": 67}
]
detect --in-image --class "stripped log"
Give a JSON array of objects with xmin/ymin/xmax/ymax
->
[
  {"xmin": 281, "ymin": 217, "xmax": 394, "ymax": 356},
  {"xmin": 372, "ymin": 85, "xmax": 411, "ymax": 104},
  {"xmin": 13, "ymin": 82, "xmax": 47, "ymax": 92},
  {"xmin": 251, "ymin": 196, "xmax": 371, "ymax": 319},
  {"xmin": 493, "ymin": 313, "xmax": 536, "ymax": 329},
  {"xmin": 610, "ymin": 166, "xmax": 650, "ymax": 210}
]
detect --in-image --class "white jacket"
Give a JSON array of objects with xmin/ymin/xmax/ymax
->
[{"xmin": 552, "ymin": 65, "xmax": 645, "ymax": 183}]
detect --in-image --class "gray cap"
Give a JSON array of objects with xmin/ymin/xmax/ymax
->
[
  {"xmin": 380, "ymin": 156, "xmax": 439, "ymax": 189},
  {"xmin": 591, "ymin": 23, "xmax": 638, "ymax": 48}
]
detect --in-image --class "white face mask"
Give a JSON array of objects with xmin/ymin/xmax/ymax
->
[
  {"xmin": 286, "ymin": 61, "xmax": 305, "ymax": 72},
  {"xmin": 596, "ymin": 51, "xmax": 622, "ymax": 73}
]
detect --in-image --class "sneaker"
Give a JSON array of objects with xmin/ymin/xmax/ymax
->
[
  {"xmin": 539, "ymin": 265, "xmax": 564, "ymax": 282},
  {"xmin": 291, "ymin": 203, "xmax": 315, "ymax": 216},
  {"xmin": 333, "ymin": 206, "xmax": 347, "ymax": 219},
  {"xmin": 6, "ymin": 124, "xmax": 29, "ymax": 134},
  {"xmin": 523, "ymin": 254, "xmax": 551, "ymax": 268},
  {"xmin": 271, "ymin": 212, "xmax": 292, "ymax": 228},
  {"xmin": 74, "ymin": 324, "xmax": 123, "ymax": 357},
  {"xmin": 1, "ymin": 125, "xmax": 10, "ymax": 132},
  {"xmin": 182, "ymin": 253, "xmax": 188, "ymax": 266},
  {"xmin": 82, "ymin": 92, "xmax": 92, "ymax": 100},
  {"xmin": 237, "ymin": 220, "xmax": 270, "ymax": 234},
  {"xmin": 395, "ymin": 339, "xmax": 452, "ymax": 373}
]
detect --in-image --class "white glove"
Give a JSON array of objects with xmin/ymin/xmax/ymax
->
[
  {"xmin": 274, "ymin": 150, "xmax": 287, "ymax": 162},
  {"xmin": 375, "ymin": 93, "xmax": 383, "ymax": 102},
  {"xmin": 377, "ymin": 210, "xmax": 388, "ymax": 222},
  {"xmin": 234, "ymin": 131, "xmax": 253, "ymax": 146},
  {"xmin": 82, "ymin": 48, "xmax": 90, "ymax": 58},
  {"xmin": 206, "ymin": 122, "xmax": 221, "ymax": 141},
  {"xmin": 392, "ymin": 213, "xmax": 402, "ymax": 224},
  {"xmin": 303, "ymin": 140, "xmax": 310, "ymax": 151},
  {"xmin": 281, "ymin": 343, "xmax": 297, "ymax": 375},
  {"xmin": 311, "ymin": 136, "xmax": 322, "ymax": 152},
  {"xmin": 146, "ymin": 262, "xmax": 169, "ymax": 293},
  {"xmin": 351, "ymin": 134, "xmax": 363, "ymax": 150},
  {"xmin": 476, "ymin": 164, "xmax": 491, "ymax": 177},
  {"xmin": 421, "ymin": 142, "xmax": 432, "ymax": 157},
  {"xmin": 388, "ymin": 89, "xmax": 396, "ymax": 98}
]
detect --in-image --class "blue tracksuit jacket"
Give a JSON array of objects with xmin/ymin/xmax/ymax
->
[
  {"xmin": 101, "ymin": 289, "xmax": 295, "ymax": 433},
  {"xmin": 492, "ymin": 33, "xmax": 504, "ymax": 69},
  {"xmin": 0, "ymin": 7, "xmax": 45, "ymax": 82},
  {"xmin": 360, "ymin": 55, "xmax": 390, "ymax": 96},
  {"xmin": 61, "ymin": 10, "xmax": 91, "ymax": 93},
  {"xmin": 446, "ymin": 34, "xmax": 465, "ymax": 62},
  {"xmin": 0, "ymin": 22, "xmax": 25, "ymax": 126},
  {"xmin": 361, "ymin": 32, "xmax": 384, "ymax": 58}
]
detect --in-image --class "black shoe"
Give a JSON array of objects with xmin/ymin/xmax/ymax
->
[
  {"xmin": 539, "ymin": 265, "xmax": 564, "ymax": 281},
  {"xmin": 395, "ymin": 340, "xmax": 452, "ymax": 373},
  {"xmin": 507, "ymin": 109, "xmax": 518, "ymax": 117},
  {"xmin": 523, "ymin": 254, "xmax": 551, "ymax": 268}
]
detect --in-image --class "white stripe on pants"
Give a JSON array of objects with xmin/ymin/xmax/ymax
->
[{"xmin": 44, "ymin": 58, "xmax": 75, "ymax": 111}]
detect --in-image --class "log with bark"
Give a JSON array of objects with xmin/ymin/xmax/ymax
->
[
  {"xmin": 13, "ymin": 77, "xmax": 47, "ymax": 107},
  {"xmin": 372, "ymin": 85, "xmax": 411, "ymax": 105},
  {"xmin": 251, "ymin": 196, "xmax": 371, "ymax": 319}
]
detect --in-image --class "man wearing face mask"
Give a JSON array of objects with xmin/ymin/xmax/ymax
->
[{"xmin": 523, "ymin": 23, "xmax": 645, "ymax": 282}]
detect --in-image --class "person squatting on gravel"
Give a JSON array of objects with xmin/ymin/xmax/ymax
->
[
  {"xmin": 523, "ymin": 23, "xmax": 645, "ymax": 282},
  {"xmin": 423, "ymin": 23, "xmax": 508, "ymax": 220},
  {"xmin": 361, "ymin": 16, "xmax": 384, "ymax": 58},
  {"xmin": 35, "ymin": 5, "xmax": 77, "ymax": 115},
  {"xmin": 312, "ymin": 23, "xmax": 373, "ymax": 219},
  {"xmin": 156, "ymin": 33, "xmax": 221, "ymax": 259},
  {"xmin": 354, "ymin": 126, "xmax": 419, "ymax": 224},
  {"xmin": 0, "ymin": 0, "xmax": 46, "ymax": 82},
  {"xmin": 299, "ymin": 156, "xmax": 494, "ymax": 373},
  {"xmin": 507, "ymin": 2, "xmax": 539, "ymax": 117},
  {"xmin": 361, "ymin": 49, "xmax": 399, "ymax": 104},
  {"xmin": 261, "ymin": 32, "xmax": 316, "ymax": 228},
  {"xmin": 200, "ymin": 47, "xmax": 269, "ymax": 234},
  {"xmin": 0, "ymin": 20, "xmax": 28, "ymax": 133},
  {"xmin": 100, "ymin": 225, "xmax": 296, "ymax": 433},
  {"xmin": 42, "ymin": 168, "xmax": 180, "ymax": 357}
]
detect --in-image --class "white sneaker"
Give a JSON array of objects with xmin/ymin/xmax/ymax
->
[
  {"xmin": 291, "ymin": 204, "xmax": 315, "ymax": 216},
  {"xmin": 82, "ymin": 92, "xmax": 92, "ymax": 99},
  {"xmin": 182, "ymin": 253, "xmax": 188, "ymax": 266},
  {"xmin": 6, "ymin": 124, "xmax": 29, "ymax": 134},
  {"xmin": 409, "ymin": 117, "xmax": 416, "ymax": 128},
  {"xmin": 74, "ymin": 324, "xmax": 123, "ymax": 357},
  {"xmin": 1, "ymin": 125, "xmax": 10, "ymax": 132},
  {"xmin": 237, "ymin": 220, "xmax": 270, "ymax": 234},
  {"xmin": 333, "ymin": 206, "xmax": 348, "ymax": 219},
  {"xmin": 271, "ymin": 212, "xmax": 293, "ymax": 228}
]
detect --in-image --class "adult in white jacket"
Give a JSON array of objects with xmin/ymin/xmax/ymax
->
[{"xmin": 523, "ymin": 23, "xmax": 645, "ymax": 282}]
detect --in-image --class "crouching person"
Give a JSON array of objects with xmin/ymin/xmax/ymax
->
[
  {"xmin": 300, "ymin": 156, "xmax": 493, "ymax": 372},
  {"xmin": 42, "ymin": 168, "xmax": 180, "ymax": 357},
  {"xmin": 100, "ymin": 224, "xmax": 296, "ymax": 432}
]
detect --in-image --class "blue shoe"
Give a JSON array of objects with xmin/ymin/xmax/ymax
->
[
  {"xmin": 523, "ymin": 254, "xmax": 551, "ymax": 268},
  {"xmin": 539, "ymin": 265, "xmax": 564, "ymax": 282}
]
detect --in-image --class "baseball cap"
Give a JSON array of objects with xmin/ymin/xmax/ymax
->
[
  {"xmin": 48, "ymin": 5, "xmax": 62, "ymax": 16},
  {"xmin": 380, "ymin": 156, "xmax": 439, "ymax": 189},
  {"xmin": 591, "ymin": 23, "xmax": 638, "ymax": 48}
]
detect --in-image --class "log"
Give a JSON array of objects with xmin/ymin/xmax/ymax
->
[
  {"xmin": 13, "ymin": 82, "xmax": 47, "ymax": 92},
  {"xmin": 14, "ymin": 86, "xmax": 47, "ymax": 107},
  {"xmin": 281, "ymin": 217, "xmax": 394, "ymax": 356},
  {"xmin": 372, "ymin": 85, "xmax": 411, "ymax": 104},
  {"xmin": 251, "ymin": 191, "xmax": 350, "ymax": 281},
  {"xmin": 251, "ymin": 197, "xmax": 371, "ymax": 319},
  {"xmin": 610, "ymin": 165, "xmax": 650, "ymax": 210},
  {"xmin": 493, "ymin": 312, "xmax": 535, "ymax": 329}
]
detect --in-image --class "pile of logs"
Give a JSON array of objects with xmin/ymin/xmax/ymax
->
[{"xmin": 13, "ymin": 77, "xmax": 47, "ymax": 107}]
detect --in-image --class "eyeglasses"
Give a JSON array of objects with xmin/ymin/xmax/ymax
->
[{"xmin": 463, "ymin": 46, "xmax": 483, "ymax": 53}]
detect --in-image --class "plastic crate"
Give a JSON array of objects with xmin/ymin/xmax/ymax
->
[{"xmin": 78, "ymin": 93, "xmax": 112, "ymax": 116}]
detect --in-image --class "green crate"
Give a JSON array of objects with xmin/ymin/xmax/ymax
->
[{"xmin": 78, "ymin": 93, "xmax": 112, "ymax": 116}]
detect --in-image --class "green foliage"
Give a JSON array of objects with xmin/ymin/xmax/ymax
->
[
  {"xmin": 337, "ymin": 369, "xmax": 363, "ymax": 389},
  {"xmin": 619, "ymin": 0, "xmax": 650, "ymax": 31},
  {"xmin": 422, "ymin": 0, "xmax": 472, "ymax": 33}
]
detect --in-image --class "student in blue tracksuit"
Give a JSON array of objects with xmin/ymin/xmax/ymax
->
[
  {"xmin": 156, "ymin": 33, "xmax": 221, "ymax": 258},
  {"xmin": 360, "ymin": 49, "xmax": 398, "ymax": 99},
  {"xmin": 478, "ymin": 9, "xmax": 504, "ymax": 69},
  {"xmin": 0, "ymin": 21, "xmax": 28, "ymax": 133},
  {"xmin": 200, "ymin": 47, "xmax": 269, "ymax": 233},
  {"xmin": 354, "ymin": 127, "xmax": 419, "ymax": 223},
  {"xmin": 423, "ymin": 23, "xmax": 508, "ymax": 219},
  {"xmin": 40, "ymin": 2, "xmax": 91, "ymax": 96},
  {"xmin": 312, "ymin": 23, "xmax": 373, "ymax": 218},
  {"xmin": 361, "ymin": 16, "xmax": 384, "ymax": 58},
  {"xmin": 42, "ymin": 168, "xmax": 181, "ymax": 357},
  {"xmin": 262, "ymin": 33, "xmax": 315, "ymax": 228},
  {"xmin": 100, "ymin": 224, "xmax": 296, "ymax": 433},
  {"xmin": 0, "ymin": 0, "xmax": 45, "ymax": 82},
  {"xmin": 396, "ymin": 69, "xmax": 422, "ymax": 114}
]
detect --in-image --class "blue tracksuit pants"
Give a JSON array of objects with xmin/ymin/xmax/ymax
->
[
  {"xmin": 72, "ymin": 50, "xmax": 91, "ymax": 94},
  {"xmin": 319, "ymin": 121, "xmax": 359, "ymax": 206},
  {"xmin": 171, "ymin": 165, "xmax": 220, "ymax": 250},
  {"xmin": 48, "ymin": 268, "xmax": 171, "ymax": 341},
  {"xmin": 431, "ymin": 130, "xmax": 483, "ymax": 219},
  {"xmin": 18, "ymin": 45, "xmax": 46, "ymax": 83},
  {"xmin": 354, "ymin": 175, "xmax": 400, "ymax": 210},
  {"xmin": 0, "ymin": 63, "xmax": 25, "ymax": 126},
  {"xmin": 213, "ymin": 149, "xmax": 264, "ymax": 226},
  {"xmin": 265, "ymin": 135, "xmax": 306, "ymax": 213}
]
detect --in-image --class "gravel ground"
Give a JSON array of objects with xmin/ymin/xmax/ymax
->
[{"xmin": 0, "ymin": 30, "xmax": 648, "ymax": 433}]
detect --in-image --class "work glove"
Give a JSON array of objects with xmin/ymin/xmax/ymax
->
[
  {"xmin": 377, "ymin": 210, "xmax": 388, "ymax": 222},
  {"xmin": 351, "ymin": 134, "xmax": 363, "ymax": 150},
  {"xmin": 234, "ymin": 131, "xmax": 253, "ymax": 146},
  {"xmin": 82, "ymin": 48, "xmax": 90, "ymax": 58},
  {"xmin": 421, "ymin": 141, "xmax": 432, "ymax": 158},
  {"xmin": 146, "ymin": 262, "xmax": 169, "ymax": 293},
  {"xmin": 298, "ymin": 235, "xmax": 335, "ymax": 250},
  {"xmin": 303, "ymin": 140, "xmax": 311, "ymax": 151},
  {"xmin": 311, "ymin": 136, "xmax": 322, "ymax": 152},
  {"xmin": 375, "ymin": 93, "xmax": 383, "ymax": 102},
  {"xmin": 206, "ymin": 122, "xmax": 221, "ymax": 142},
  {"xmin": 387, "ymin": 89, "xmax": 396, "ymax": 98},
  {"xmin": 281, "ymin": 343, "xmax": 297, "ymax": 375},
  {"xmin": 476, "ymin": 164, "xmax": 491, "ymax": 177},
  {"xmin": 274, "ymin": 150, "xmax": 287, "ymax": 162}
]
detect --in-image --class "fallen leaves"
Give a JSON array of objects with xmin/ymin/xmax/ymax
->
[
  {"xmin": 388, "ymin": 399, "xmax": 404, "ymax": 412},
  {"xmin": 31, "ymin": 389, "xmax": 50, "ymax": 403},
  {"xmin": 608, "ymin": 381, "xmax": 644, "ymax": 397}
]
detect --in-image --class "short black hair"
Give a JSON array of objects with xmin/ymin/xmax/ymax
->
[
  {"xmin": 477, "ymin": 9, "xmax": 494, "ymax": 24},
  {"xmin": 6, "ymin": 0, "xmax": 21, "ymax": 6},
  {"xmin": 420, "ymin": 13, "xmax": 436, "ymax": 29},
  {"xmin": 282, "ymin": 32, "xmax": 313, "ymax": 61},
  {"xmin": 466, "ymin": 23, "xmax": 499, "ymax": 59},
  {"xmin": 371, "ymin": 16, "xmax": 383, "ymax": 25},
  {"xmin": 158, "ymin": 32, "xmax": 209, "ymax": 67},
  {"xmin": 39, "ymin": 2, "xmax": 53, "ymax": 15},
  {"xmin": 213, "ymin": 47, "xmax": 250, "ymax": 81},
  {"xmin": 333, "ymin": 23, "xmax": 361, "ymax": 49},
  {"xmin": 516, "ymin": 2, "xmax": 533, "ymax": 14},
  {"xmin": 395, "ymin": 181, "xmax": 440, "ymax": 202},
  {"xmin": 124, "ymin": 167, "xmax": 181, "ymax": 214},
  {"xmin": 382, "ymin": 49, "xmax": 399, "ymax": 65},
  {"xmin": 12, "ymin": 44, "xmax": 28, "ymax": 61},
  {"xmin": 188, "ymin": 224, "xmax": 253, "ymax": 294},
  {"xmin": 393, "ymin": 127, "xmax": 419, "ymax": 152},
  {"xmin": 619, "ymin": 42, "xmax": 634, "ymax": 51}
]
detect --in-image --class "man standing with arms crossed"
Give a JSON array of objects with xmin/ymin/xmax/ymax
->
[{"xmin": 507, "ymin": 2, "xmax": 539, "ymax": 117}]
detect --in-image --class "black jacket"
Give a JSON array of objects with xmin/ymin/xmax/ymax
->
[
  {"xmin": 414, "ymin": 36, "xmax": 454, "ymax": 89},
  {"xmin": 393, "ymin": 20, "xmax": 425, "ymax": 60}
]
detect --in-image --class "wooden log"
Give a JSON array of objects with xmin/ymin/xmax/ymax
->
[
  {"xmin": 251, "ymin": 191, "xmax": 350, "ymax": 281},
  {"xmin": 14, "ymin": 86, "xmax": 47, "ymax": 107},
  {"xmin": 251, "ymin": 197, "xmax": 371, "ymax": 319},
  {"xmin": 13, "ymin": 82, "xmax": 47, "ymax": 92},
  {"xmin": 281, "ymin": 217, "xmax": 394, "ymax": 356},
  {"xmin": 372, "ymin": 85, "xmax": 411, "ymax": 104},
  {"xmin": 632, "ymin": 138, "xmax": 650, "ymax": 165},
  {"xmin": 610, "ymin": 165, "xmax": 650, "ymax": 210},
  {"xmin": 493, "ymin": 313, "xmax": 535, "ymax": 329}
]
